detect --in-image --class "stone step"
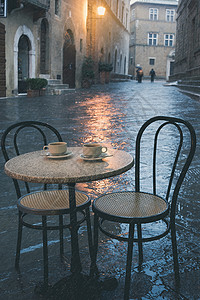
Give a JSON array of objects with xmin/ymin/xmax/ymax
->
[
  {"xmin": 180, "ymin": 89, "xmax": 200, "ymax": 100},
  {"xmin": 52, "ymin": 88, "xmax": 75, "ymax": 95},
  {"xmin": 178, "ymin": 84, "xmax": 200, "ymax": 93},
  {"xmin": 47, "ymin": 79, "xmax": 62, "ymax": 85},
  {"xmin": 48, "ymin": 84, "xmax": 69, "ymax": 89},
  {"xmin": 178, "ymin": 80, "xmax": 200, "ymax": 86}
]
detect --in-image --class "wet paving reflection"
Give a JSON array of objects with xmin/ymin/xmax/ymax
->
[{"xmin": 0, "ymin": 81, "xmax": 200, "ymax": 299}]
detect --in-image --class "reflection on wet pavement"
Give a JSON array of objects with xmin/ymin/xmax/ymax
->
[{"xmin": 0, "ymin": 81, "xmax": 199, "ymax": 299}]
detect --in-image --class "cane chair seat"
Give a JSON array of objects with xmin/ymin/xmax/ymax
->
[
  {"xmin": 1, "ymin": 121, "xmax": 93, "ymax": 289},
  {"xmin": 92, "ymin": 116, "xmax": 196, "ymax": 300},
  {"xmin": 93, "ymin": 192, "xmax": 168, "ymax": 223},
  {"xmin": 19, "ymin": 189, "xmax": 90, "ymax": 215}
]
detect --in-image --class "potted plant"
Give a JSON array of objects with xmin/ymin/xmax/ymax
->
[
  {"xmin": 81, "ymin": 56, "xmax": 95, "ymax": 88},
  {"xmin": 26, "ymin": 78, "xmax": 48, "ymax": 97},
  {"xmin": 99, "ymin": 62, "xmax": 113, "ymax": 84}
]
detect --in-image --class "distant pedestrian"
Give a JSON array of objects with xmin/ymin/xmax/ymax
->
[
  {"xmin": 136, "ymin": 67, "xmax": 143, "ymax": 83},
  {"xmin": 149, "ymin": 68, "xmax": 156, "ymax": 82}
]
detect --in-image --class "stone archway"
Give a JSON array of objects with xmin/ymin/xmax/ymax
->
[
  {"xmin": 14, "ymin": 25, "xmax": 35, "ymax": 93},
  {"xmin": 63, "ymin": 29, "xmax": 76, "ymax": 88}
]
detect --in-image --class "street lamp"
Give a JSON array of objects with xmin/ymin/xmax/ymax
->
[{"xmin": 97, "ymin": 6, "xmax": 106, "ymax": 16}]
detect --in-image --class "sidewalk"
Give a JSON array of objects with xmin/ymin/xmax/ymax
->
[{"xmin": 0, "ymin": 81, "xmax": 199, "ymax": 299}]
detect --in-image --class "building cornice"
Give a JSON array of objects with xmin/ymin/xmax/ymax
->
[{"xmin": 130, "ymin": 0, "xmax": 178, "ymax": 5}]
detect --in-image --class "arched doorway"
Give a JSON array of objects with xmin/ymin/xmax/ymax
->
[
  {"xmin": 18, "ymin": 35, "xmax": 30, "ymax": 93},
  {"xmin": 40, "ymin": 19, "xmax": 49, "ymax": 74},
  {"xmin": 14, "ymin": 25, "xmax": 35, "ymax": 94},
  {"xmin": 124, "ymin": 56, "xmax": 126, "ymax": 74},
  {"xmin": 120, "ymin": 54, "xmax": 122, "ymax": 73},
  {"xmin": 108, "ymin": 52, "xmax": 111, "ymax": 64},
  {"xmin": 166, "ymin": 50, "xmax": 175, "ymax": 80},
  {"xmin": 63, "ymin": 29, "xmax": 76, "ymax": 88},
  {"xmin": 114, "ymin": 49, "xmax": 117, "ymax": 73}
]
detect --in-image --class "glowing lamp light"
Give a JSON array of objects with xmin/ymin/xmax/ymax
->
[{"xmin": 97, "ymin": 6, "xmax": 106, "ymax": 16}]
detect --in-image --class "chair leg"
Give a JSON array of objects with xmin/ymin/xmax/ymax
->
[
  {"xmin": 59, "ymin": 215, "xmax": 64, "ymax": 258},
  {"xmin": 90, "ymin": 212, "xmax": 99, "ymax": 277},
  {"xmin": 85, "ymin": 207, "xmax": 94, "ymax": 274},
  {"xmin": 124, "ymin": 222, "xmax": 135, "ymax": 300},
  {"xmin": 137, "ymin": 224, "xmax": 143, "ymax": 268},
  {"xmin": 42, "ymin": 216, "xmax": 48, "ymax": 287},
  {"xmin": 171, "ymin": 223, "xmax": 180, "ymax": 290},
  {"xmin": 15, "ymin": 211, "xmax": 23, "ymax": 269}
]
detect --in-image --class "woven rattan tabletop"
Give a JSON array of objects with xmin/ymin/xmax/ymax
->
[{"xmin": 4, "ymin": 147, "xmax": 134, "ymax": 184}]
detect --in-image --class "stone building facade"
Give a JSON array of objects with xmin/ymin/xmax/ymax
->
[
  {"xmin": 129, "ymin": 0, "xmax": 178, "ymax": 80},
  {"xmin": 172, "ymin": 0, "xmax": 200, "ymax": 80},
  {"xmin": 87, "ymin": 0, "xmax": 130, "ymax": 80},
  {"xmin": 0, "ymin": 0, "xmax": 130, "ymax": 97}
]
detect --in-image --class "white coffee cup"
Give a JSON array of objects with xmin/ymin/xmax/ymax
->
[
  {"xmin": 83, "ymin": 143, "xmax": 107, "ymax": 158},
  {"xmin": 43, "ymin": 142, "xmax": 67, "ymax": 156}
]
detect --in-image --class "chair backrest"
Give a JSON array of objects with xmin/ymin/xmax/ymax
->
[
  {"xmin": 1, "ymin": 121, "xmax": 63, "ymax": 199},
  {"xmin": 135, "ymin": 116, "xmax": 196, "ymax": 219}
]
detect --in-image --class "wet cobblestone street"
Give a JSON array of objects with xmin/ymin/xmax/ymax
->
[{"xmin": 0, "ymin": 80, "xmax": 200, "ymax": 299}]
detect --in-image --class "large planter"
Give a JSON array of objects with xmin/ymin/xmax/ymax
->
[
  {"xmin": 26, "ymin": 78, "xmax": 48, "ymax": 97},
  {"xmin": 105, "ymin": 71, "xmax": 110, "ymax": 84},
  {"xmin": 27, "ymin": 89, "xmax": 40, "ymax": 98},
  {"xmin": 39, "ymin": 88, "xmax": 46, "ymax": 96},
  {"xmin": 81, "ymin": 56, "xmax": 95, "ymax": 88},
  {"xmin": 100, "ymin": 71, "xmax": 106, "ymax": 84},
  {"xmin": 82, "ymin": 79, "xmax": 92, "ymax": 88}
]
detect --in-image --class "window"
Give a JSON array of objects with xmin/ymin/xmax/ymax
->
[
  {"xmin": 0, "ymin": 0, "xmax": 7, "ymax": 17},
  {"xmin": 166, "ymin": 9, "xmax": 175, "ymax": 22},
  {"xmin": 55, "ymin": 0, "xmax": 59, "ymax": 15},
  {"xmin": 148, "ymin": 33, "xmax": 158, "ymax": 46},
  {"xmin": 116, "ymin": 0, "xmax": 119, "ymax": 16},
  {"xmin": 149, "ymin": 58, "xmax": 155, "ymax": 65},
  {"xmin": 149, "ymin": 8, "xmax": 158, "ymax": 20},
  {"xmin": 164, "ymin": 34, "xmax": 174, "ymax": 46},
  {"xmin": 131, "ymin": 8, "xmax": 135, "ymax": 20},
  {"xmin": 122, "ymin": 5, "xmax": 124, "ymax": 23},
  {"xmin": 80, "ymin": 39, "xmax": 83, "ymax": 52}
]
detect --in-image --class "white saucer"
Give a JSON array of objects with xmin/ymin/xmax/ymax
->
[
  {"xmin": 46, "ymin": 151, "xmax": 73, "ymax": 159},
  {"xmin": 80, "ymin": 153, "xmax": 112, "ymax": 161}
]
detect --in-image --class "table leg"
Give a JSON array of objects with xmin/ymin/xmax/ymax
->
[{"xmin": 68, "ymin": 182, "xmax": 82, "ymax": 274}]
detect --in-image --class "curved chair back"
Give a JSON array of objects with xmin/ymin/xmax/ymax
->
[
  {"xmin": 1, "ymin": 121, "xmax": 63, "ymax": 199},
  {"xmin": 135, "ymin": 116, "xmax": 196, "ymax": 220}
]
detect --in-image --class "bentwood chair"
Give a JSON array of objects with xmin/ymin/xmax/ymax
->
[
  {"xmin": 92, "ymin": 116, "xmax": 196, "ymax": 300},
  {"xmin": 1, "ymin": 121, "xmax": 93, "ymax": 289}
]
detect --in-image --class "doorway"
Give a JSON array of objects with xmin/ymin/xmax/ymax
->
[
  {"xmin": 170, "ymin": 61, "xmax": 174, "ymax": 76},
  {"xmin": 63, "ymin": 29, "xmax": 76, "ymax": 88},
  {"xmin": 18, "ymin": 35, "xmax": 30, "ymax": 93}
]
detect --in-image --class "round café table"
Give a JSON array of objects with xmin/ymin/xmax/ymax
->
[{"xmin": 4, "ymin": 147, "xmax": 134, "ymax": 297}]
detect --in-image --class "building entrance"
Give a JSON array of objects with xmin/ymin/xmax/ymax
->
[
  {"xmin": 63, "ymin": 29, "xmax": 76, "ymax": 88},
  {"xmin": 18, "ymin": 35, "xmax": 30, "ymax": 93}
]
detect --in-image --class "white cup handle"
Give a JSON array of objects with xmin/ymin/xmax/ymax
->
[
  {"xmin": 43, "ymin": 145, "xmax": 49, "ymax": 151},
  {"xmin": 102, "ymin": 146, "xmax": 107, "ymax": 153}
]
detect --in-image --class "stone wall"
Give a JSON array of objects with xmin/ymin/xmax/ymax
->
[{"xmin": 173, "ymin": 0, "xmax": 200, "ymax": 80}]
